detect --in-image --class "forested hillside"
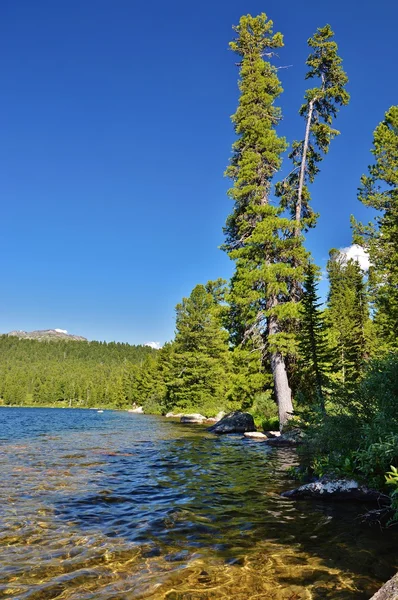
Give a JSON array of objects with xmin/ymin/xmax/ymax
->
[{"xmin": 0, "ymin": 336, "xmax": 154, "ymax": 408}]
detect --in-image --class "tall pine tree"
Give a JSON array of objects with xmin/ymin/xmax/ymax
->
[
  {"xmin": 281, "ymin": 26, "xmax": 349, "ymax": 230},
  {"xmin": 326, "ymin": 250, "xmax": 370, "ymax": 389},
  {"xmin": 298, "ymin": 264, "xmax": 329, "ymax": 410},
  {"xmin": 276, "ymin": 24, "xmax": 349, "ymax": 302},
  {"xmin": 223, "ymin": 14, "xmax": 306, "ymax": 429},
  {"xmin": 353, "ymin": 105, "xmax": 398, "ymax": 350}
]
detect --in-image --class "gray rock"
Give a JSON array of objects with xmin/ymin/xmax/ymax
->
[
  {"xmin": 205, "ymin": 411, "xmax": 226, "ymax": 424},
  {"xmin": 282, "ymin": 478, "xmax": 382, "ymax": 502},
  {"xmin": 370, "ymin": 572, "xmax": 398, "ymax": 599},
  {"xmin": 208, "ymin": 411, "xmax": 256, "ymax": 434},
  {"xmin": 180, "ymin": 413, "xmax": 206, "ymax": 424},
  {"xmin": 243, "ymin": 431, "xmax": 268, "ymax": 441},
  {"xmin": 165, "ymin": 412, "xmax": 184, "ymax": 418},
  {"xmin": 128, "ymin": 407, "xmax": 144, "ymax": 413}
]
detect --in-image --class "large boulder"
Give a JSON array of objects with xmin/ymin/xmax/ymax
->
[
  {"xmin": 281, "ymin": 478, "xmax": 382, "ymax": 502},
  {"xmin": 128, "ymin": 407, "xmax": 144, "ymax": 413},
  {"xmin": 208, "ymin": 411, "xmax": 256, "ymax": 434}
]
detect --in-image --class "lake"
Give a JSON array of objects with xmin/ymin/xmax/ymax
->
[{"xmin": 0, "ymin": 407, "xmax": 397, "ymax": 599}]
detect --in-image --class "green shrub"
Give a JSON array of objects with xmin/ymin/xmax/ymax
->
[
  {"xmin": 247, "ymin": 391, "xmax": 280, "ymax": 430},
  {"xmin": 299, "ymin": 414, "xmax": 360, "ymax": 475},
  {"xmin": 355, "ymin": 427, "xmax": 398, "ymax": 489},
  {"xmin": 261, "ymin": 416, "xmax": 280, "ymax": 431},
  {"xmin": 299, "ymin": 355, "xmax": 398, "ymax": 496},
  {"xmin": 386, "ymin": 466, "xmax": 398, "ymax": 524},
  {"xmin": 332, "ymin": 354, "xmax": 398, "ymax": 422}
]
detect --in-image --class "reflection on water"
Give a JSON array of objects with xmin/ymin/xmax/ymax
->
[{"xmin": 0, "ymin": 407, "xmax": 397, "ymax": 599}]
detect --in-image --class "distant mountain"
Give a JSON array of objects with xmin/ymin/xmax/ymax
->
[{"xmin": 7, "ymin": 329, "xmax": 87, "ymax": 342}]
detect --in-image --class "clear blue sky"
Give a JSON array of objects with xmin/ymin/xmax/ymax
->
[{"xmin": 1, "ymin": 0, "xmax": 397, "ymax": 344}]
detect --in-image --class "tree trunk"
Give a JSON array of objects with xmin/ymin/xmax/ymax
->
[
  {"xmin": 270, "ymin": 351, "xmax": 294, "ymax": 431},
  {"xmin": 295, "ymin": 99, "xmax": 315, "ymax": 236},
  {"xmin": 268, "ymin": 312, "xmax": 294, "ymax": 431}
]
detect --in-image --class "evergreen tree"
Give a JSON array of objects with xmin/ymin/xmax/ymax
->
[
  {"xmin": 276, "ymin": 24, "xmax": 349, "ymax": 307},
  {"xmin": 210, "ymin": 279, "xmax": 269, "ymax": 412},
  {"xmin": 223, "ymin": 13, "xmax": 305, "ymax": 429},
  {"xmin": 166, "ymin": 284, "xmax": 231, "ymax": 414},
  {"xmin": 326, "ymin": 250, "xmax": 370, "ymax": 389},
  {"xmin": 108, "ymin": 375, "xmax": 126, "ymax": 408},
  {"xmin": 131, "ymin": 346, "xmax": 172, "ymax": 414},
  {"xmin": 353, "ymin": 105, "xmax": 398, "ymax": 350},
  {"xmin": 266, "ymin": 27, "xmax": 349, "ymax": 397},
  {"xmin": 298, "ymin": 263, "xmax": 329, "ymax": 410}
]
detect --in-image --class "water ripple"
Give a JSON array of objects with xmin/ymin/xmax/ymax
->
[{"xmin": 1, "ymin": 407, "xmax": 397, "ymax": 599}]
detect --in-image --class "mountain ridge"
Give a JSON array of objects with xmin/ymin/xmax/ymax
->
[{"xmin": 7, "ymin": 329, "xmax": 87, "ymax": 342}]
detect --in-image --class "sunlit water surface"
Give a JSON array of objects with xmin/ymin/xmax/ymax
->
[{"xmin": 1, "ymin": 407, "xmax": 397, "ymax": 599}]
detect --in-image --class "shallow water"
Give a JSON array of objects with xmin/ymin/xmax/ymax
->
[{"xmin": 0, "ymin": 407, "xmax": 397, "ymax": 599}]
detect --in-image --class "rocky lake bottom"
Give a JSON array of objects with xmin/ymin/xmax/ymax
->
[{"xmin": 1, "ymin": 407, "xmax": 397, "ymax": 599}]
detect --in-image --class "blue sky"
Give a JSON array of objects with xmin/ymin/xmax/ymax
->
[{"xmin": 1, "ymin": 0, "xmax": 397, "ymax": 345}]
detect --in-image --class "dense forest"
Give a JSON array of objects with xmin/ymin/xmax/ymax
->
[
  {"xmin": 0, "ymin": 336, "xmax": 154, "ymax": 408},
  {"xmin": 1, "ymin": 13, "xmax": 397, "ymax": 514}
]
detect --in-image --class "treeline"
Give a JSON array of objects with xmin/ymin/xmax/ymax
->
[
  {"xmin": 0, "ymin": 336, "xmax": 154, "ymax": 408},
  {"xmin": 132, "ymin": 247, "xmax": 392, "ymax": 423},
  {"xmin": 131, "ymin": 281, "xmax": 269, "ymax": 420}
]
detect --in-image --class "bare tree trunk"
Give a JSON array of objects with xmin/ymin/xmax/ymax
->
[
  {"xmin": 270, "ymin": 351, "xmax": 294, "ymax": 430},
  {"xmin": 295, "ymin": 99, "xmax": 315, "ymax": 236},
  {"xmin": 268, "ymin": 313, "xmax": 294, "ymax": 431}
]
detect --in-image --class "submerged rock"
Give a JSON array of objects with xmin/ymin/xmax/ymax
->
[
  {"xmin": 180, "ymin": 414, "xmax": 206, "ymax": 424},
  {"xmin": 282, "ymin": 478, "xmax": 382, "ymax": 502},
  {"xmin": 370, "ymin": 572, "xmax": 398, "ymax": 599},
  {"xmin": 208, "ymin": 411, "xmax": 256, "ymax": 434},
  {"xmin": 243, "ymin": 431, "xmax": 268, "ymax": 441}
]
